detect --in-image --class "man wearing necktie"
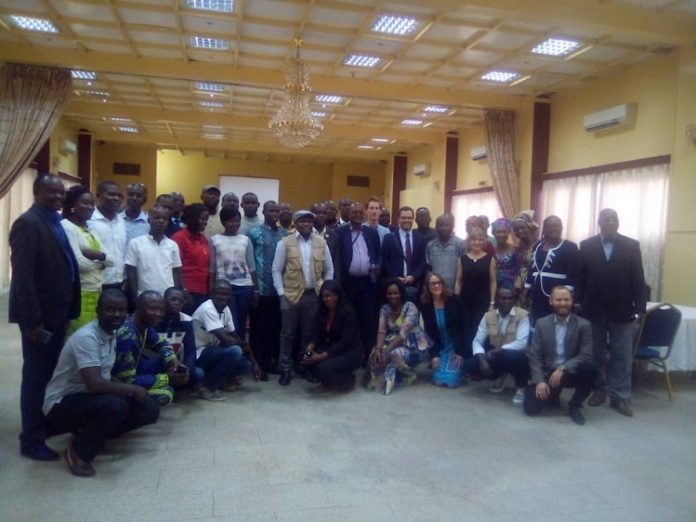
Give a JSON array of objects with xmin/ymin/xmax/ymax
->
[
  {"xmin": 576, "ymin": 209, "xmax": 646, "ymax": 417},
  {"xmin": 381, "ymin": 206, "xmax": 426, "ymax": 303}
]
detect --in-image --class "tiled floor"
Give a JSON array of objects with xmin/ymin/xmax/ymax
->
[{"xmin": 1, "ymin": 296, "xmax": 695, "ymax": 522}]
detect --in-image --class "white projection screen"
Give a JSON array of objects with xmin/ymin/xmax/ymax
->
[{"xmin": 219, "ymin": 176, "xmax": 280, "ymax": 206}]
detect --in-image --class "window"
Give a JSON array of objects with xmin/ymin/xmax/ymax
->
[
  {"xmin": 542, "ymin": 161, "xmax": 669, "ymax": 299},
  {"xmin": 451, "ymin": 188, "xmax": 503, "ymax": 239}
]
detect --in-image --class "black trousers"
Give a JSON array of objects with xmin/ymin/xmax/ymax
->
[
  {"xmin": 19, "ymin": 325, "xmax": 67, "ymax": 447},
  {"xmin": 46, "ymin": 393, "xmax": 160, "ymax": 462},
  {"xmin": 523, "ymin": 363, "xmax": 598, "ymax": 415},
  {"xmin": 462, "ymin": 350, "xmax": 530, "ymax": 388},
  {"xmin": 344, "ymin": 275, "xmax": 377, "ymax": 356},
  {"xmin": 249, "ymin": 295, "xmax": 282, "ymax": 372},
  {"xmin": 309, "ymin": 354, "xmax": 362, "ymax": 389}
]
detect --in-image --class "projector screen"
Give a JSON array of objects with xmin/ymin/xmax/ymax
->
[{"xmin": 218, "ymin": 176, "xmax": 280, "ymax": 207}]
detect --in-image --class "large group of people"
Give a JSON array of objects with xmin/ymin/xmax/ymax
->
[{"xmin": 9, "ymin": 174, "xmax": 647, "ymax": 477}]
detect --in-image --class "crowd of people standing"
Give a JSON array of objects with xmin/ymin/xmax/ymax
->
[{"xmin": 9, "ymin": 174, "xmax": 646, "ymax": 477}]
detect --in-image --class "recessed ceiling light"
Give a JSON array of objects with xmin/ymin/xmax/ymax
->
[
  {"xmin": 202, "ymin": 124, "xmax": 223, "ymax": 130},
  {"xmin": 531, "ymin": 38, "xmax": 581, "ymax": 57},
  {"xmin": 424, "ymin": 105, "xmax": 449, "ymax": 113},
  {"xmin": 194, "ymin": 81, "xmax": 226, "ymax": 92},
  {"xmin": 115, "ymin": 126, "xmax": 139, "ymax": 133},
  {"xmin": 371, "ymin": 15, "xmax": 420, "ymax": 36},
  {"xmin": 357, "ymin": 145, "xmax": 380, "ymax": 150},
  {"xmin": 83, "ymin": 90, "xmax": 110, "ymax": 97},
  {"xmin": 9, "ymin": 15, "xmax": 58, "ymax": 33},
  {"xmin": 198, "ymin": 101, "xmax": 225, "ymax": 108},
  {"xmin": 481, "ymin": 71, "xmax": 519, "ymax": 83},
  {"xmin": 71, "ymin": 70, "xmax": 96, "ymax": 80},
  {"xmin": 401, "ymin": 119, "xmax": 423, "ymax": 126},
  {"xmin": 202, "ymin": 133, "xmax": 225, "ymax": 140},
  {"xmin": 189, "ymin": 36, "xmax": 230, "ymax": 50},
  {"xmin": 315, "ymin": 94, "xmax": 345, "ymax": 104},
  {"xmin": 343, "ymin": 54, "xmax": 382, "ymax": 68},
  {"xmin": 311, "ymin": 111, "xmax": 327, "ymax": 118},
  {"xmin": 109, "ymin": 117, "xmax": 131, "ymax": 122},
  {"xmin": 185, "ymin": 0, "xmax": 234, "ymax": 13},
  {"xmin": 371, "ymin": 138, "xmax": 392, "ymax": 143}
]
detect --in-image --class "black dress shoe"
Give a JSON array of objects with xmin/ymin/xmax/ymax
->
[
  {"xmin": 65, "ymin": 441, "xmax": 96, "ymax": 477},
  {"xmin": 20, "ymin": 442, "xmax": 60, "ymax": 461},
  {"xmin": 305, "ymin": 373, "xmax": 320, "ymax": 384},
  {"xmin": 568, "ymin": 406, "xmax": 586, "ymax": 425},
  {"xmin": 278, "ymin": 372, "xmax": 292, "ymax": 386},
  {"xmin": 259, "ymin": 371, "xmax": 269, "ymax": 382}
]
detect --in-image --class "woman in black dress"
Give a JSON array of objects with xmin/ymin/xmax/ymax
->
[
  {"xmin": 455, "ymin": 227, "xmax": 497, "ymax": 347},
  {"xmin": 301, "ymin": 280, "xmax": 362, "ymax": 391}
]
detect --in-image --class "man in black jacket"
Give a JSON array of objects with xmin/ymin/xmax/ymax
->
[
  {"xmin": 381, "ymin": 206, "xmax": 426, "ymax": 303},
  {"xmin": 577, "ymin": 209, "xmax": 646, "ymax": 417},
  {"xmin": 10, "ymin": 174, "xmax": 80, "ymax": 460}
]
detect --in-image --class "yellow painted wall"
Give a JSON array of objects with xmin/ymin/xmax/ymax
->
[
  {"xmin": 330, "ymin": 161, "xmax": 387, "ymax": 205},
  {"xmin": 548, "ymin": 53, "xmax": 678, "ymax": 173},
  {"xmin": 93, "ymin": 141, "xmax": 158, "ymax": 206},
  {"xmin": 49, "ymin": 119, "xmax": 79, "ymax": 177},
  {"xmin": 456, "ymin": 126, "xmax": 489, "ymax": 190},
  {"xmin": 399, "ymin": 138, "xmax": 447, "ymax": 216}
]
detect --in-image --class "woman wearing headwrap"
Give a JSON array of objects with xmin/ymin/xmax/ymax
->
[
  {"xmin": 512, "ymin": 210, "xmax": 539, "ymax": 307},
  {"xmin": 492, "ymin": 218, "xmax": 519, "ymax": 291}
]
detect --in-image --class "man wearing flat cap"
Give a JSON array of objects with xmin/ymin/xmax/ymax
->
[{"xmin": 272, "ymin": 210, "xmax": 334, "ymax": 385}]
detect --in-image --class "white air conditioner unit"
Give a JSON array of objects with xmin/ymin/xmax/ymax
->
[
  {"xmin": 413, "ymin": 163, "xmax": 430, "ymax": 177},
  {"xmin": 470, "ymin": 145, "xmax": 487, "ymax": 161},
  {"xmin": 60, "ymin": 138, "xmax": 77, "ymax": 155},
  {"xmin": 583, "ymin": 103, "xmax": 636, "ymax": 132}
]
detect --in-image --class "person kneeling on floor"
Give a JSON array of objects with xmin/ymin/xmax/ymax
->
[
  {"xmin": 43, "ymin": 290, "xmax": 160, "ymax": 477},
  {"xmin": 191, "ymin": 279, "xmax": 260, "ymax": 401},
  {"xmin": 524, "ymin": 286, "xmax": 598, "ymax": 425}
]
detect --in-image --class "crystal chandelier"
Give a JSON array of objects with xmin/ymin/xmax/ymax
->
[{"xmin": 269, "ymin": 38, "xmax": 323, "ymax": 148}]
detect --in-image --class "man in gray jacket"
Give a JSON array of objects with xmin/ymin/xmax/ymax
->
[{"xmin": 524, "ymin": 286, "xmax": 597, "ymax": 425}]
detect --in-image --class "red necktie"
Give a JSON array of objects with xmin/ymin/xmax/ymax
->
[{"xmin": 405, "ymin": 232, "xmax": 412, "ymax": 271}]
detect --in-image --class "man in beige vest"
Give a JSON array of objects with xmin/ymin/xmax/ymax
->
[
  {"xmin": 272, "ymin": 210, "xmax": 334, "ymax": 385},
  {"xmin": 462, "ymin": 287, "xmax": 531, "ymax": 404}
]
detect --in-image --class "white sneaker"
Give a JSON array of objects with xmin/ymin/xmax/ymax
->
[
  {"xmin": 512, "ymin": 388, "xmax": 525, "ymax": 404},
  {"xmin": 489, "ymin": 374, "xmax": 508, "ymax": 393}
]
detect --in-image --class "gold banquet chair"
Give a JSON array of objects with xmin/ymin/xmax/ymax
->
[{"xmin": 632, "ymin": 303, "xmax": 682, "ymax": 401}]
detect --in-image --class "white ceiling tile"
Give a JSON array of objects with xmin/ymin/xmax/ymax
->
[
  {"xmin": 388, "ymin": 61, "xmax": 432, "ymax": 73},
  {"xmin": 352, "ymin": 38, "xmax": 407, "ymax": 55},
  {"xmin": 69, "ymin": 23, "xmax": 123, "ymax": 40},
  {"xmin": 498, "ymin": 55, "xmax": 551, "ymax": 71},
  {"xmin": 245, "ymin": 0, "xmax": 304, "ymax": 23},
  {"xmin": 436, "ymin": 65, "xmax": 478, "ymax": 77},
  {"xmin": 477, "ymin": 30, "xmax": 534, "ymax": 50},
  {"xmin": 129, "ymin": 30, "xmax": 182, "ymax": 46},
  {"xmin": 181, "ymin": 13, "xmax": 237, "ymax": 34},
  {"xmin": 544, "ymin": 60, "xmax": 594, "ymax": 75},
  {"xmin": 404, "ymin": 44, "xmax": 452, "ymax": 60},
  {"xmin": 0, "ymin": 0, "xmax": 44, "ymax": 13},
  {"xmin": 308, "ymin": 7, "xmax": 365, "ymax": 28},
  {"xmin": 117, "ymin": 8, "xmax": 178, "ymax": 28},
  {"xmin": 460, "ymin": 49, "xmax": 502, "ymax": 66},
  {"xmin": 188, "ymin": 50, "xmax": 234, "ymax": 64},
  {"xmin": 425, "ymin": 23, "xmax": 485, "ymax": 42},
  {"xmin": 243, "ymin": 22, "xmax": 295, "ymax": 42},
  {"xmin": 23, "ymin": 34, "xmax": 77, "ymax": 48},
  {"xmin": 83, "ymin": 42, "xmax": 131, "ymax": 53},
  {"xmin": 301, "ymin": 30, "xmax": 349, "ymax": 49},
  {"xmin": 579, "ymin": 46, "xmax": 630, "ymax": 62},
  {"xmin": 419, "ymin": 77, "xmax": 455, "ymax": 87},
  {"xmin": 54, "ymin": 1, "xmax": 114, "ymax": 21},
  {"xmin": 240, "ymin": 41, "xmax": 288, "ymax": 57}
]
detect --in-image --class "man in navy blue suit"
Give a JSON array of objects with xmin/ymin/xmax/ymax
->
[
  {"xmin": 333, "ymin": 203, "xmax": 381, "ymax": 355},
  {"xmin": 381, "ymin": 206, "xmax": 427, "ymax": 303},
  {"xmin": 577, "ymin": 209, "xmax": 646, "ymax": 417}
]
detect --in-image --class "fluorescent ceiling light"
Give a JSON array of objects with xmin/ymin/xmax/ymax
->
[
  {"xmin": 343, "ymin": 54, "xmax": 382, "ymax": 68},
  {"xmin": 531, "ymin": 38, "xmax": 581, "ymax": 57},
  {"xmin": 202, "ymin": 124, "xmax": 223, "ymax": 130},
  {"xmin": 481, "ymin": 71, "xmax": 519, "ymax": 83},
  {"xmin": 115, "ymin": 126, "xmax": 139, "ymax": 133},
  {"xmin": 424, "ymin": 105, "xmax": 449, "ymax": 113},
  {"xmin": 194, "ymin": 81, "xmax": 226, "ymax": 92},
  {"xmin": 189, "ymin": 36, "xmax": 230, "ymax": 50},
  {"xmin": 202, "ymin": 133, "xmax": 225, "ymax": 140},
  {"xmin": 9, "ymin": 15, "xmax": 58, "ymax": 33},
  {"xmin": 185, "ymin": 0, "xmax": 234, "ymax": 13},
  {"xmin": 315, "ymin": 94, "xmax": 345, "ymax": 104},
  {"xmin": 371, "ymin": 138, "xmax": 392, "ymax": 143},
  {"xmin": 84, "ymin": 90, "xmax": 110, "ymax": 97},
  {"xmin": 371, "ymin": 15, "xmax": 420, "ymax": 36},
  {"xmin": 110, "ymin": 117, "xmax": 131, "ymax": 122},
  {"xmin": 401, "ymin": 119, "xmax": 423, "ymax": 126},
  {"xmin": 198, "ymin": 101, "xmax": 225, "ymax": 108},
  {"xmin": 72, "ymin": 70, "xmax": 96, "ymax": 80},
  {"xmin": 357, "ymin": 145, "xmax": 380, "ymax": 150},
  {"xmin": 311, "ymin": 111, "xmax": 327, "ymax": 118}
]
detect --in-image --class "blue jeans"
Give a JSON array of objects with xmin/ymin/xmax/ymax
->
[
  {"xmin": 197, "ymin": 345, "xmax": 251, "ymax": 390},
  {"xmin": 229, "ymin": 285, "xmax": 254, "ymax": 340}
]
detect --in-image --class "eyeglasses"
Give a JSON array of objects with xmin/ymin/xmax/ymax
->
[{"xmin": 428, "ymin": 281, "xmax": 443, "ymax": 286}]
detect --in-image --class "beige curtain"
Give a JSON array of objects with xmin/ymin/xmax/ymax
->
[
  {"xmin": 0, "ymin": 63, "xmax": 72, "ymax": 198},
  {"xmin": 483, "ymin": 109, "xmax": 519, "ymax": 218}
]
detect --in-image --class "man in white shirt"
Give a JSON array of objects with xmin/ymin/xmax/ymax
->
[
  {"xmin": 462, "ymin": 288, "xmax": 531, "ymax": 404},
  {"xmin": 192, "ymin": 280, "xmax": 257, "ymax": 400},
  {"xmin": 201, "ymin": 185, "xmax": 224, "ymax": 237},
  {"xmin": 43, "ymin": 290, "xmax": 159, "ymax": 477},
  {"xmin": 88, "ymin": 181, "xmax": 127, "ymax": 291},
  {"xmin": 124, "ymin": 206, "xmax": 182, "ymax": 305},
  {"xmin": 272, "ymin": 210, "xmax": 334, "ymax": 385}
]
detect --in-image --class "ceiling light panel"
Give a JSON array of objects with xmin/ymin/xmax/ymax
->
[
  {"xmin": 188, "ymin": 36, "xmax": 230, "ymax": 50},
  {"xmin": 424, "ymin": 105, "xmax": 449, "ymax": 113},
  {"xmin": 343, "ymin": 54, "xmax": 382, "ymax": 68},
  {"xmin": 71, "ymin": 70, "xmax": 97, "ymax": 80},
  {"xmin": 185, "ymin": 0, "xmax": 235, "ymax": 13},
  {"xmin": 371, "ymin": 15, "xmax": 421, "ymax": 36},
  {"xmin": 109, "ymin": 117, "xmax": 131, "ymax": 122},
  {"xmin": 531, "ymin": 38, "xmax": 581, "ymax": 57},
  {"xmin": 115, "ymin": 126, "xmax": 139, "ymax": 133},
  {"xmin": 311, "ymin": 111, "xmax": 327, "ymax": 118},
  {"xmin": 315, "ymin": 94, "xmax": 345, "ymax": 104},
  {"xmin": 401, "ymin": 119, "xmax": 423, "ymax": 126},
  {"xmin": 194, "ymin": 82, "xmax": 226, "ymax": 92},
  {"xmin": 198, "ymin": 101, "xmax": 225, "ymax": 108},
  {"xmin": 9, "ymin": 15, "xmax": 58, "ymax": 33},
  {"xmin": 481, "ymin": 71, "xmax": 519, "ymax": 83}
]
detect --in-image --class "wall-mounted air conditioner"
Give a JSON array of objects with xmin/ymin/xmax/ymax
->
[
  {"xmin": 470, "ymin": 145, "xmax": 487, "ymax": 161},
  {"xmin": 60, "ymin": 138, "xmax": 77, "ymax": 155},
  {"xmin": 413, "ymin": 163, "xmax": 430, "ymax": 177},
  {"xmin": 583, "ymin": 103, "xmax": 636, "ymax": 132}
]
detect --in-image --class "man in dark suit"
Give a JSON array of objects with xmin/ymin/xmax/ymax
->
[
  {"xmin": 577, "ymin": 208, "xmax": 646, "ymax": 417},
  {"xmin": 10, "ymin": 174, "xmax": 80, "ymax": 460},
  {"xmin": 524, "ymin": 286, "xmax": 597, "ymax": 425},
  {"xmin": 333, "ymin": 203, "xmax": 380, "ymax": 355},
  {"xmin": 381, "ymin": 206, "xmax": 426, "ymax": 303}
]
